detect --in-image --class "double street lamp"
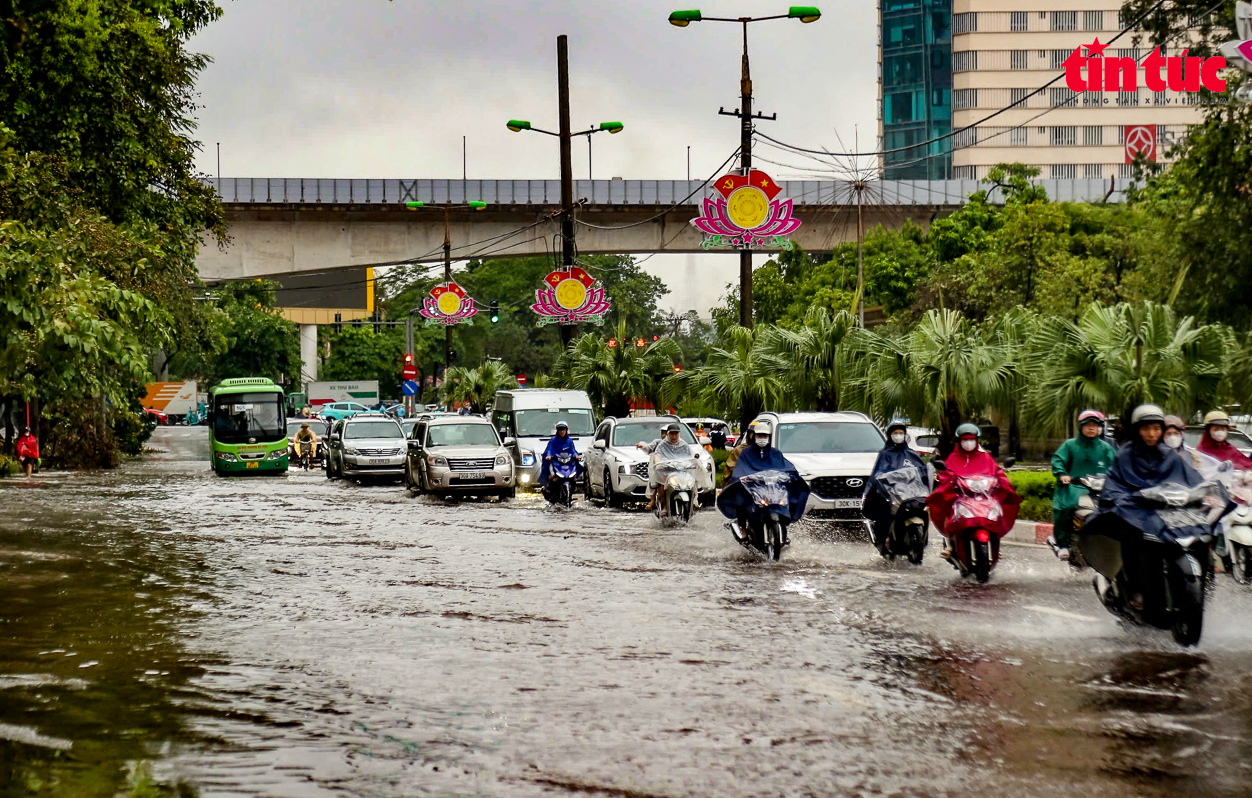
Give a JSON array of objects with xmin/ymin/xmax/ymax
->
[
  {"xmin": 668, "ymin": 6, "xmax": 820, "ymax": 329},
  {"xmin": 506, "ymin": 34, "xmax": 625, "ymax": 346}
]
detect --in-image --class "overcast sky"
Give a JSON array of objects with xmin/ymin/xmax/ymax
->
[{"xmin": 190, "ymin": 1, "xmax": 880, "ymax": 314}]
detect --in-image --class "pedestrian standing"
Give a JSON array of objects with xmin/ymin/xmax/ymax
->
[{"xmin": 16, "ymin": 426, "xmax": 39, "ymax": 477}]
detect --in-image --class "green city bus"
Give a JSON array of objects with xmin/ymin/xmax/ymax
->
[{"xmin": 209, "ymin": 378, "xmax": 289, "ymax": 475}]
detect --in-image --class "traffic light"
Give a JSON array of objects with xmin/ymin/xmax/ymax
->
[
  {"xmin": 673, "ymin": 365, "xmax": 682, "ymax": 373},
  {"xmin": 608, "ymin": 338, "xmax": 618, "ymax": 348},
  {"xmin": 403, "ymin": 353, "xmax": 414, "ymax": 366},
  {"xmin": 635, "ymin": 338, "xmax": 645, "ymax": 348},
  {"xmin": 334, "ymin": 313, "xmax": 342, "ymax": 333},
  {"xmin": 652, "ymin": 335, "xmax": 659, "ymax": 341},
  {"xmin": 489, "ymin": 301, "xmax": 500, "ymax": 323}
]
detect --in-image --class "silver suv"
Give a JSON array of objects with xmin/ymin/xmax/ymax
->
[
  {"xmin": 752, "ymin": 411, "xmax": 885, "ymax": 521},
  {"xmin": 326, "ymin": 414, "xmax": 407, "ymax": 482},
  {"xmin": 405, "ymin": 415, "xmax": 515, "ymax": 500}
]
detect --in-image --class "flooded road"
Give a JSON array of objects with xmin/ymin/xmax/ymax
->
[{"xmin": 3, "ymin": 427, "xmax": 1252, "ymax": 796}]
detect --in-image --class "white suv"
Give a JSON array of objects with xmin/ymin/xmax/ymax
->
[{"xmin": 752, "ymin": 411, "xmax": 885, "ymax": 521}]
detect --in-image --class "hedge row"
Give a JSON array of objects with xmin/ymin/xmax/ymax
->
[{"xmin": 1008, "ymin": 469, "xmax": 1056, "ymax": 522}]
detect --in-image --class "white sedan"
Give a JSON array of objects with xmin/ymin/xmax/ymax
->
[{"xmin": 584, "ymin": 416, "xmax": 716, "ymax": 508}]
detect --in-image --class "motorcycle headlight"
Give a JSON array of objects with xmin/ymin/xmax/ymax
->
[
  {"xmin": 521, "ymin": 451, "xmax": 536, "ymax": 466},
  {"xmin": 428, "ymin": 455, "xmax": 448, "ymax": 467},
  {"xmin": 495, "ymin": 454, "xmax": 509, "ymax": 466}
]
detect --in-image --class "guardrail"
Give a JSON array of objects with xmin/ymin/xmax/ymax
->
[{"xmin": 206, "ymin": 177, "xmax": 1129, "ymax": 207}]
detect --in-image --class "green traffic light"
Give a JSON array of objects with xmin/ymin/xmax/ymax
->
[
  {"xmin": 788, "ymin": 6, "xmax": 821, "ymax": 22},
  {"xmin": 668, "ymin": 9, "xmax": 702, "ymax": 26}
]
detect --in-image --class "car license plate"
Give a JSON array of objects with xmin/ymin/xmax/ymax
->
[
  {"xmin": 834, "ymin": 498, "xmax": 861, "ymax": 509},
  {"xmin": 245, "ymin": 462, "xmax": 259, "ymax": 469},
  {"xmin": 369, "ymin": 458, "xmax": 390, "ymax": 465},
  {"xmin": 461, "ymin": 472, "xmax": 485, "ymax": 479}
]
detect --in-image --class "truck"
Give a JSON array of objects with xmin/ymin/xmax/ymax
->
[
  {"xmin": 141, "ymin": 381, "xmax": 198, "ymax": 422},
  {"xmin": 307, "ymin": 381, "xmax": 380, "ymax": 409}
]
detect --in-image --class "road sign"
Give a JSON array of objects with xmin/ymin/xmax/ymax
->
[
  {"xmin": 401, "ymin": 362, "xmax": 417, "ymax": 380},
  {"xmin": 517, "ymin": 374, "xmax": 527, "ymax": 386},
  {"xmin": 1124, "ymin": 125, "xmax": 1156, "ymax": 164},
  {"xmin": 401, "ymin": 380, "xmax": 418, "ymax": 396}
]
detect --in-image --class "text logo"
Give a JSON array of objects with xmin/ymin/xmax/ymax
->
[
  {"xmin": 1124, "ymin": 125, "xmax": 1157, "ymax": 163},
  {"xmin": 1063, "ymin": 39, "xmax": 1227, "ymax": 92}
]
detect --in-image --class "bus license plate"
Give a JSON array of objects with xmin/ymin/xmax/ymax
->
[
  {"xmin": 369, "ymin": 458, "xmax": 390, "ymax": 465},
  {"xmin": 245, "ymin": 462, "xmax": 259, "ymax": 469},
  {"xmin": 834, "ymin": 498, "xmax": 861, "ymax": 509}
]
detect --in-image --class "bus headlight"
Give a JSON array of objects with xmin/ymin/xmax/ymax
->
[
  {"xmin": 266, "ymin": 450, "xmax": 286, "ymax": 460},
  {"xmin": 215, "ymin": 452, "xmax": 238, "ymax": 462}
]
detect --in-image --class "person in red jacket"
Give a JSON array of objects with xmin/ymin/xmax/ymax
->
[
  {"xmin": 16, "ymin": 427, "xmax": 39, "ymax": 476},
  {"xmin": 927, "ymin": 423, "xmax": 1020, "ymax": 560},
  {"xmin": 1196, "ymin": 411, "xmax": 1252, "ymax": 470}
]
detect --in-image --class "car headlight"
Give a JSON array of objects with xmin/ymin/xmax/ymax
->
[
  {"xmin": 344, "ymin": 447, "xmax": 360, "ymax": 456},
  {"xmin": 495, "ymin": 454, "xmax": 509, "ymax": 466},
  {"xmin": 215, "ymin": 452, "xmax": 238, "ymax": 462},
  {"xmin": 266, "ymin": 450, "xmax": 286, "ymax": 460},
  {"xmin": 521, "ymin": 451, "xmax": 536, "ymax": 466},
  {"xmin": 618, "ymin": 464, "xmax": 627, "ymax": 475},
  {"xmin": 428, "ymin": 455, "xmax": 448, "ymax": 467}
]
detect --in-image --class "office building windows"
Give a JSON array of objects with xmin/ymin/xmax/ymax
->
[
  {"xmin": 1083, "ymin": 126, "xmax": 1103, "ymax": 145},
  {"xmin": 1050, "ymin": 164, "xmax": 1077, "ymax": 179},
  {"xmin": 1084, "ymin": 11, "xmax": 1103, "ymax": 31},
  {"xmin": 1083, "ymin": 164, "xmax": 1104, "ymax": 178},
  {"xmin": 1010, "ymin": 11, "xmax": 1028, "ymax": 31},
  {"xmin": 1050, "ymin": 11, "xmax": 1077, "ymax": 31},
  {"xmin": 1050, "ymin": 126, "xmax": 1077, "ymax": 146}
]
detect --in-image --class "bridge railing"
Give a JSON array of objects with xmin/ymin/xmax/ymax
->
[{"xmin": 205, "ymin": 178, "xmax": 1130, "ymax": 206}]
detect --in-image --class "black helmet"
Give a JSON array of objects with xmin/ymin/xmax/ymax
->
[{"xmin": 663, "ymin": 422, "xmax": 681, "ymax": 434}]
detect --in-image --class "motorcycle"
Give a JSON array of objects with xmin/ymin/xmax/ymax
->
[
  {"xmin": 1220, "ymin": 472, "xmax": 1252, "ymax": 584},
  {"xmin": 1060, "ymin": 473, "xmax": 1106, "ymax": 569},
  {"xmin": 725, "ymin": 470, "xmax": 802, "ymax": 561},
  {"xmin": 650, "ymin": 455, "xmax": 699, "ymax": 525},
  {"xmin": 543, "ymin": 452, "xmax": 582, "ymax": 508},
  {"xmin": 297, "ymin": 439, "xmax": 314, "ymax": 471},
  {"xmin": 931, "ymin": 459, "xmax": 1018, "ymax": 583},
  {"xmin": 1079, "ymin": 480, "xmax": 1231, "ymax": 647},
  {"xmin": 866, "ymin": 465, "xmax": 930, "ymax": 564}
]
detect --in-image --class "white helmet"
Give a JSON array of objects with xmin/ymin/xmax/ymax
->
[{"xmin": 1130, "ymin": 404, "xmax": 1165, "ymax": 426}]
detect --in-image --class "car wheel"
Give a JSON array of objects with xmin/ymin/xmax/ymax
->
[{"xmin": 604, "ymin": 469, "xmax": 622, "ymax": 508}]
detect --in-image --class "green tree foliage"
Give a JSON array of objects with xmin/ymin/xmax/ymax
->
[
  {"xmin": 669, "ymin": 326, "xmax": 789, "ymax": 430},
  {"xmin": 195, "ymin": 282, "xmax": 302, "ymax": 389},
  {"xmin": 441, "ymin": 361, "xmax": 515, "ymax": 412},
  {"xmin": 320, "ymin": 325, "xmax": 406, "ymax": 396},
  {"xmin": 552, "ymin": 320, "xmax": 682, "ymax": 417}
]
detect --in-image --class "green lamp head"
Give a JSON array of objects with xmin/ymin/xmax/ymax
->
[
  {"xmin": 405, "ymin": 201, "xmax": 424, "ymax": 209},
  {"xmin": 506, "ymin": 119, "xmax": 532, "ymax": 133},
  {"xmin": 599, "ymin": 121, "xmax": 624, "ymax": 134},
  {"xmin": 468, "ymin": 201, "xmax": 487, "ymax": 210},
  {"xmin": 788, "ymin": 6, "xmax": 821, "ymax": 22},
  {"xmin": 668, "ymin": 9, "xmax": 702, "ymax": 26}
]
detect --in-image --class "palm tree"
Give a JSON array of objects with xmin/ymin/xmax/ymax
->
[
  {"xmin": 843, "ymin": 309, "xmax": 1013, "ymax": 453},
  {"xmin": 441, "ymin": 360, "xmax": 514, "ymax": 413},
  {"xmin": 668, "ymin": 325, "xmax": 790, "ymax": 430},
  {"xmin": 552, "ymin": 320, "xmax": 681, "ymax": 417},
  {"xmin": 1027, "ymin": 301, "xmax": 1227, "ymax": 438},
  {"xmin": 759, "ymin": 307, "xmax": 856, "ymax": 411}
]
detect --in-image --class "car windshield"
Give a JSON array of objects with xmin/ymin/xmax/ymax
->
[
  {"xmin": 775, "ymin": 421, "xmax": 885, "ymax": 453},
  {"xmin": 426, "ymin": 424, "xmax": 499, "ymax": 448},
  {"xmin": 514, "ymin": 408, "xmax": 594, "ymax": 437},
  {"xmin": 401, "ymin": 419, "xmax": 419, "ymax": 436},
  {"xmin": 287, "ymin": 421, "xmax": 325, "ymax": 437},
  {"xmin": 344, "ymin": 421, "xmax": 403, "ymax": 440},
  {"xmin": 213, "ymin": 393, "xmax": 285, "ymax": 444},
  {"xmin": 612, "ymin": 423, "xmax": 697, "ymax": 448}
]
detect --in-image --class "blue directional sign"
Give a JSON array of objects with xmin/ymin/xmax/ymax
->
[{"xmin": 401, "ymin": 380, "xmax": 418, "ymax": 397}]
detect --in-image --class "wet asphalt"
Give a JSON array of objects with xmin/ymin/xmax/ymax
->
[{"xmin": 2, "ymin": 426, "xmax": 1252, "ymax": 797}]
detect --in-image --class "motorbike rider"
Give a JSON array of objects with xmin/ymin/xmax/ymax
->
[
  {"xmin": 717, "ymin": 421, "xmax": 809, "ymax": 545},
  {"xmin": 1164, "ymin": 415, "xmax": 1223, "ymax": 479},
  {"xmin": 1047, "ymin": 409, "xmax": 1116, "ymax": 561},
  {"xmin": 1197, "ymin": 411, "xmax": 1252, "ymax": 470},
  {"xmin": 293, "ymin": 422, "xmax": 319, "ymax": 462},
  {"xmin": 1085, "ymin": 404, "xmax": 1203, "ymax": 612},
  {"xmin": 636, "ymin": 422, "xmax": 698, "ymax": 514},
  {"xmin": 722, "ymin": 420, "xmax": 757, "ymax": 481},
  {"xmin": 863, "ymin": 418, "xmax": 927, "ymax": 553},
  {"xmin": 929, "ymin": 423, "xmax": 1017, "ymax": 560},
  {"xmin": 539, "ymin": 420, "xmax": 581, "ymax": 489}
]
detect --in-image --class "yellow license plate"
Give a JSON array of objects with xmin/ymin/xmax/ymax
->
[{"xmin": 246, "ymin": 462, "xmax": 259, "ymax": 469}]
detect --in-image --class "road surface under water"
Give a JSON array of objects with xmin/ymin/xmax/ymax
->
[{"xmin": 2, "ymin": 427, "xmax": 1252, "ymax": 797}]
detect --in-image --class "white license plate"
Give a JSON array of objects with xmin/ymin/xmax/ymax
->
[
  {"xmin": 833, "ymin": 498, "xmax": 862, "ymax": 509},
  {"xmin": 460, "ymin": 471, "xmax": 485, "ymax": 479},
  {"xmin": 369, "ymin": 458, "xmax": 391, "ymax": 465}
]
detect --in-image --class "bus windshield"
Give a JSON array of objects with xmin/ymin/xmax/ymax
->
[
  {"xmin": 514, "ymin": 408, "xmax": 594, "ymax": 437},
  {"xmin": 213, "ymin": 393, "xmax": 285, "ymax": 444}
]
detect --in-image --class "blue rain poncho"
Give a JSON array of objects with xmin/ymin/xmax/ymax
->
[{"xmin": 716, "ymin": 444, "xmax": 811, "ymax": 523}]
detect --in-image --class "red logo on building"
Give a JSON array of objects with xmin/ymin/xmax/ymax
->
[
  {"xmin": 1124, "ymin": 126, "xmax": 1157, "ymax": 163},
  {"xmin": 1063, "ymin": 40, "xmax": 1227, "ymax": 92}
]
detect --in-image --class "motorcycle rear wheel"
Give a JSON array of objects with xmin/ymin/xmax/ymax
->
[
  {"xmin": 1231, "ymin": 542, "xmax": 1251, "ymax": 586},
  {"xmin": 974, "ymin": 540, "xmax": 991, "ymax": 583}
]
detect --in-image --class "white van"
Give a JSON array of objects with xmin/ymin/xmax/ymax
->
[{"xmin": 492, "ymin": 389, "xmax": 596, "ymax": 489}]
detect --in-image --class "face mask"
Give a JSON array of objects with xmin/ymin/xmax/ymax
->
[
  {"xmin": 891, "ymin": 431, "xmax": 907, "ymax": 444},
  {"xmin": 1164, "ymin": 433, "xmax": 1183, "ymax": 450},
  {"xmin": 754, "ymin": 436, "xmax": 770, "ymax": 448},
  {"xmin": 1211, "ymin": 428, "xmax": 1228, "ymax": 443},
  {"xmin": 960, "ymin": 438, "xmax": 977, "ymax": 452}
]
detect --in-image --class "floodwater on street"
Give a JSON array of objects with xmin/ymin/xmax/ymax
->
[{"xmin": 3, "ymin": 427, "xmax": 1252, "ymax": 797}]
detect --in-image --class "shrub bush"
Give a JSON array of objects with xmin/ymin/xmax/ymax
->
[
  {"xmin": 712, "ymin": 448, "xmax": 731, "ymax": 488},
  {"xmin": 1009, "ymin": 470, "xmax": 1055, "ymax": 522}
]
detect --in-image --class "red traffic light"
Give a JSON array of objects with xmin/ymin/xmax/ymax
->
[
  {"xmin": 652, "ymin": 335, "xmax": 659, "ymax": 341},
  {"xmin": 673, "ymin": 365, "xmax": 682, "ymax": 372},
  {"xmin": 608, "ymin": 338, "xmax": 618, "ymax": 348},
  {"xmin": 403, "ymin": 353, "xmax": 414, "ymax": 364},
  {"xmin": 635, "ymin": 338, "xmax": 645, "ymax": 348}
]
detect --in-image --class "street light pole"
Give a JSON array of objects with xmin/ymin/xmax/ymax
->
[
  {"xmin": 557, "ymin": 34, "xmax": 577, "ymax": 349},
  {"xmin": 443, "ymin": 206, "xmax": 454, "ymax": 378}
]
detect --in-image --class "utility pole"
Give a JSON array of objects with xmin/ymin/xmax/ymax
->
[
  {"xmin": 557, "ymin": 34, "xmax": 576, "ymax": 349},
  {"xmin": 737, "ymin": 21, "xmax": 754, "ymax": 330},
  {"xmin": 855, "ymin": 181, "xmax": 865, "ymax": 328},
  {"xmin": 442, "ymin": 207, "xmax": 455, "ymax": 376}
]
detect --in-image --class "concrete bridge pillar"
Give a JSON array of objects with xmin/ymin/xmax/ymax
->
[{"xmin": 299, "ymin": 324, "xmax": 318, "ymax": 388}]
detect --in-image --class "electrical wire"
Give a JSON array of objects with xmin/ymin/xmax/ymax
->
[{"xmin": 571, "ymin": 146, "xmax": 742, "ymax": 230}]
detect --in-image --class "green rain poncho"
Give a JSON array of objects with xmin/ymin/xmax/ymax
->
[{"xmin": 1050, "ymin": 434, "xmax": 1117, "ymax": 513}]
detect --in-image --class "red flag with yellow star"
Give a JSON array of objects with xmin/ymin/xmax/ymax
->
[{"xmin": 569, "ymin": 267, "xmax": 595, "ymax": 287}]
